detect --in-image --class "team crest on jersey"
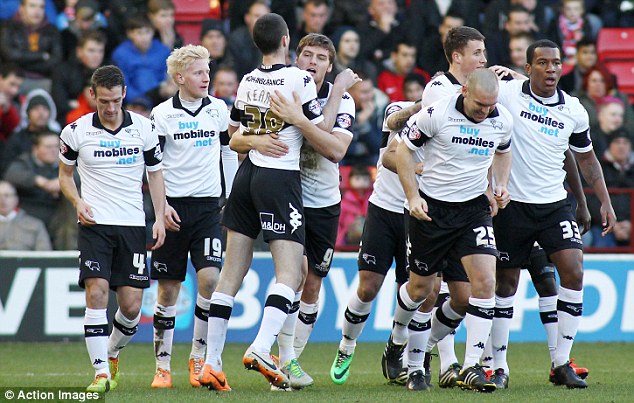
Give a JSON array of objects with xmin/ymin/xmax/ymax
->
[
  {"xmin": 408, "ymin": 123, "xmax": 421, "ymax": 141},
  {"xmin": 126, "ymin": 128, "xmax": 141, "ymax": 137},
  {"xmin": 308, "ymin": 99, "xmax": 322, "ymax": 116},
  {"xmin": 490, "ymin": 119, "xmax": 503, "ymax": 130},
  {"xmin": 206, "ymin": 108, "xmax": 220, "ymax": 118},
  {"xmin": 337, "ymin": 113, "xmax": 353, "ymax": 129},
  {"xmin": 386, "ymin": 104, "xmax": 402, "ymax": 116},
  {"xmin": 60, "ymin": 141, "xmax": 68, "ymax": 155}
]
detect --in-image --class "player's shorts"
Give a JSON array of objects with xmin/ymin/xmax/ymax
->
[
  {"xmin": 523, "ymin": 244, "xmax": 556, "ymax": 283},
  {"xmin": 358, "ymin": 202, "xmax": 408, "ymax": 284},
  {"xmin": 305, "ymin": 204, "xmax": 340, "ymax": 278},
  {"xmin": 222, "ymin": 156, "xmax": 305, "ymax": 245},
  {"xmin": 151, "ymin": 197, "xmax": 222, "ymax": 281},
  {"xmin": 78, "ymin": 224, "xmax": 148, "ymax": 290},
  {"xmin": 495, "ymin": 199, "xmax": 583, "ymax": 269},
  {"xmin": 408, "ymin": 193, "xmax": 497, "ymax": 277}
]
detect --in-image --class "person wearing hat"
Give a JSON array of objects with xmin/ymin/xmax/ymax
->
[{"xmin": 200, "ymin": 18, "xmax": 234, "ymax": 82}]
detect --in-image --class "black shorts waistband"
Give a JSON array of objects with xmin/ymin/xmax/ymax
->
[{"xmin": 420, "ymin": 192, "xmax": 489, "ymax": 208}]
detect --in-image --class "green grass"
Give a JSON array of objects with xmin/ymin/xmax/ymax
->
[{"xmin": 0, "ymin": 342, "xmax": 631, "ymax": 402}]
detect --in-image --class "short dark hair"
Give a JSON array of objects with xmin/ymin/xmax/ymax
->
[
  {"xmin": 0, "ymin": 63, "xmax": 24, "ymax": 79},
  {"xmin": 125, "ymin": 15, "xmax": 153, "ymax": 31},
  {"xmin": 296, "ymin": 33, "xmax": 336, "ymax": 64},
  {"xmin": 444, "ymin": 26, "xmax": 485, "ymax": 64},
  {"xmin": 252, "ymin": 13, "xmax": 288, "ymax": 55},
  {"xmin": 305, "ymin": 0, "xmax": 328, "ymax": 8},
  {"xmin": 576, "ymin": 37, "xmax": 596, "ymax": 50},
  {"xmin": 91, "ymin": 65, "xmax": 125, "ymax": 93},
  {"xmin": 34, "ymin": 131, "xmax": 59, "ymax": 146},
  {"xmin": 78, "ymin": 30, "xmax": 107, "ymax": 48},
  {"xmin": 526, "ymin": 39, "xmax": 560, "ymax": 64},
  {"xmin": 403, "ymin": 72, "xmax": 427, "ymax": 90}
]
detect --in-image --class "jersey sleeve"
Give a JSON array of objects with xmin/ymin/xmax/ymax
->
[
  {"xmin": 59, "ymin": 121, "xmax": 79, "ymax": 165},
  {"xmin": 495, "ymin": 107, "xmax": 514, "ymax": 153},
  {"xmin": 150, "ymin": 107, "xmax": 168, "ymax": 150},
  {"xmin": 142, "ymin": 117, "xmax": 163, "ymax": 171},
  {"xmin": 229, "ymin": 104, "xmax": 240, "ymax": 127},
  {"xmin": 403, "ymin": 111, "xmax": 431, "ymax": 150},
  {"xmin": 298, "ymin": 72, "xmax": 324, "ymax": 125},
  {"xmin": 569, "ymin": 102, "xmax": 592, "ymax": 153},
  {"xmin": 382, "ymin": 102, "xmax": 404, "ymax": 131},
  {"xmin": 332, "ymin": 92, "xmax": 355, "ymax": 138}
]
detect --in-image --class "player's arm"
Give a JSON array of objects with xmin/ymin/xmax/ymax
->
[
  {"xmin": 270, "ymin": 90, "xmax": 349, "ymax": 163},
  {"xmin": 146, "ymin": 169, "xmax": 166, "ymax": 250},
  {"xmin": 563, "ymin": 148, "xmax": 591, "ymax": 234},
  {"xmin": 488, "ymin": 65, "xmax": 528, "ymax": 81},
  {"xmin": 491, "ymin": 149, "xmax": 512, "ymax": 209},
  {"xmin": 396, "ymin": 140, "xmax": 429, "ymax": 221},
  {"xmin": 58, "ymin": 162, "xmax": 96, "ymax": 226},
  {"xmin": 382, "ymin": 136, "xmax": 399, "ymax": 173},
  {"xmin": 574, "ymin": 149, "xmax": 617, "ymax": 235},
  {"xmin": 386, "ymin": 101, "xmax": 421, "ymax": 132},
  {"xmin": 319, "ymin": 69, "xmax": 361, "ymax": 131}
]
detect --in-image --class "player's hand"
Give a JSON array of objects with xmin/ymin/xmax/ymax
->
[
  {"xmin": 151, "ymin": 220, "xmax": 166, "ymax": 250},
  {"xmin": 414, "ymin": 162, "xmax": 424, "ymax": 175},
  {"xmin": 270, "ymin": 90, "xmax": 306, "ymax": 126},
  {"xmin": 494, "ymin": 185, "xmax": 510, "ymax": 209},
  {"xmin": 409, "ymin": 195, "xmax": 431, "ymax": 222},
  {"xmin": 164, "ymin": 203, "xmax": 180, "ymax": 232},
  {"xmin": 488, "ymin": 65, "xmax": 527, "ymax": 80},
  {"xmin": 252, "ymin": 134, "xmax": 288, "ymax": 158},
  {"xmin": 575, "ymin": 202, "xmax": 591, "ymax": 235},
  {"xmin": 76, "ymin": 199, "xmax": 96, "ymax": 226},
  {"xmin": 600, "ymin": 202, "xmax": 617, "ymax": 236},
  {"xmin": 333, "ymin": 68, "xmax": 362, "ymax": 92}
]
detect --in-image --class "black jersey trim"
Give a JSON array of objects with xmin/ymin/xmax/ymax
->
[
  {"xmin": 257, "ymin": 64, "xmax": 287, "ymax": 72},
  {"xmin": 521, "ymin": 80, "xmax": 566, "ymax": 106},
  {"xmin": 92, "ymin": 109, "xmax": 133, "ymax": 135},
  {"xmin": 445, "ymin": 72, "xmax": 461, "ymax": 86},
  {"xmin": 171, "ymin": 91, "xmax": 212, "ymax": 117},
  {"xmin": 455, "ymin": 95, "xmax": 499, "ymax": 123}
]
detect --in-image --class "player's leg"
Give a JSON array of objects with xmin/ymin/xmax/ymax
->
[
  {"xmin": 406, "ymin": 285, "xmax": 435, "ymax": 391},
  {"xmin": 109, "ymin": 285, "xmax": 143, "ymax": 387},
  {"xmin": 433, "ymin": 279, "xmax": 460, "ymax": 380},
  {"xmin": 293, "ymin": 265, "xmax": 321, "ymax": 357},
  {"xmin": 150, "ymin": 279, "xmax": 180, "ymax": 388}
]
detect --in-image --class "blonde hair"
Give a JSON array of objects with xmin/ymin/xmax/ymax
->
[{"xmin": 166, "ymin": 45, "xmax": 210, "ymax": 79}]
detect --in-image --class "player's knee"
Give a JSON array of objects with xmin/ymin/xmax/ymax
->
[
  {"xmin": 357, "ymin": 282, "xmax": 380, "ymax": 302},
  {"xmin": 407, "ymin": 279, "xmax": 434, "ymax": 302}
]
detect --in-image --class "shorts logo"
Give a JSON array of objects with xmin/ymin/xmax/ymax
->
[
  {"xmin": 260, "ymin": 212, "xmax": 286, "ymax": 234},
  {"xmin": 362, "ymin": 253, "xmax": 376, "ymax": 265},
  {"xmin": 129, "ymin": 274, "xmax": 149, "ymax": 281},
  {"xmin": 288, "ymin": 203, "xmax": 302, "ymax": 234},
  {"xmin": 414, "ymin": 259, "xmax": 428, "ymax": 272},
  {"xmin": 336, "ymin": 113, "xmax": 353, "ymax": 129},
  {"xmin": 84, "ymin": 260, "xmax": 101, "ymax": 271},
  {"xmin": 498, "ymin": 251, "xmax": 510, "ymax": 261},
  {"xmin": 154, "ymin": 261, "xmax": 168, "ymax": 272}
]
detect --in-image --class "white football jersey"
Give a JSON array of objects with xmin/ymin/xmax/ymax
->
[
  {"xmin": 368, "ymin": 101, "xmax": 411, "ymax": 213},
  {"xmin": 59, "ymin": 111, "xmax": 162, "ymax": 226},
  {"xmin": 498, "ymin": 80, "xmax": 592, "ymax": 203},
  {"xmin": 301, "ymin": 82, "xmax": 355, "ymax": 208},
  {"xmin": 422, "ymin": 72, "xmax": 462, "ymax": 106},
  {"xmin": 229, "ymin": 64, "xmax": 324, "ymax": 170},
  {"xmin": 151, "ymin": 94, "xmax": 229, "ymax": 198},
  {"xmin": 404, "ymin": 94, "xmax": 513, "ymax": 202}
]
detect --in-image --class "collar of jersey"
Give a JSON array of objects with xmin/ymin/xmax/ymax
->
[
  {"xmin": 317, "ymin": 81, "xmax": 331, "ymax": 100},
  {"xmin": 258, "ymin": 64, "xmax": 287, "ymax": 72},
  {"xmin": 455, "ymin": 94, "xmax": 499, "ymax": 123},
  {"xmin": 445, "ymin": 72, "xmax": 461, "ymax": 86},
  {"xmin": 92, "ymin": 109, "xmax": 133, "ymax": 135},
  {"xmin": 172, "ymin": 91, "xmax": 211, "ymax": 117},
  {"xmin": 522, "ymin": 80, "xmax": 565, "ymax": 106}
]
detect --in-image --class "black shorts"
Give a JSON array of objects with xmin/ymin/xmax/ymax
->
[
  {"xmin": 305, "ymin": 204, "xmax": 340, "ymax": 277},
  {"xmin": 495, "ymin": 200, "xmax": 583, "ymax": 269},
  {"xmin": 408, "ymin": 193, "xmax": 498, "ymax": 277},
  {"xmin": 151, "ymin": 197, "xmax": 223, "ymax": 281},
  {"xmin": 222, "ymin": 157, "xmax": 305, "ymax": 244},
  {"xmin": 358, "ymin": 202, "xmax": 408, "ymax": 284},
  {"xmin": 78, "ymin": 224, "xmax": 148, "ymax": 290}
]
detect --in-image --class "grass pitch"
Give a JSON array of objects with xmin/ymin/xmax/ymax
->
[{"xmin": 0, "ymin": 341, "xmax": 631, "ymax": 402}]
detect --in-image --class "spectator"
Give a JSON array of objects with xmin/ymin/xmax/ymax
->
[
  {"xmin": 545, "ymin": 0, "xmax": 599, "ymax": 66},
  {"xmin": 4, "ymin": 131, "xmax": 61, "ymax": 232},
  {"xmin": 2, "ymin": 89, "xmax": 59, "ymax": 174},
  {"xmin": 102, "ymin": 0, "xmax": 148, "ymax": 46},
  {"xmin": 326, "ymin": 26, "xmax": 377, "ymax": 84},
  {"xmin": 228, "ymin": 0, "xmax": 296, "ymax": 34},
  {"xmin": 211, "ymin": 66, "xmax": 238, "ymax": 109},
  {"xmin": 0, "ymin": 0, "xmax": 57, "ymax": 24},
  {"xmin": 416, "ymin": 12, "xmax": 464, "ymax": 77},
  {"xmin": 58, "ymin": 0, "xmax": 110, "ymax": 61},
  {"xmin": 200, "ymin": 18, "xmax": 234, "ymax": 82},
  {"xmin": 482, "ymin": 0, "xmax": 552, "ymax": 35},
  {"xmin": 112, "ymin": 15, "xmax": 171, "ymax": 103},
  {"xmin": 508, "ymin": 32, "xmax": 534, "ymax": 74},
  {"xmin": 405, "ymin": 0, "xmax": 482, "ymax": 42},
  {"xmin": 587, "ymin": 132, "xmax": 634, "ymax": 247},
  {"xmin": 486, "ymin": 5, "xmax": 538, "ymax": 67},
  {"xmin": 126, "ymin": 96, "xmax": 153, "ymax": 118},
  {"xmin": 377, "ymin": 41, "xmax": 430, "ymax": 102},
  {"xmin": 52, "ymin": 30, "xmax": 106, "ymax": 127},
  {"xmin": 0, "ymin": 64, "xmax": 24, "ymax": 148},
  {"xmin": 576, "ymin": 64, "xmax": 634, "ymax": 136},
  {"xmin": 0, "ymin": 0, "xmax": 62, "ymax": 94},
  {"xmin": 0, "ymin": 180, "xmax": 51, "ymax": 251},
  {"xmin": 228, "ymin": 0, "xmax": 270, "ymax": 79},
  {"xmin": 336, "ymin": 164, "xmax": 372, "ymax": 248},
  {"xmin": 65, "ymin": 79, "xmax": 96, "ymax": 124},
  {"xmin": 403, "ymin": 73, "xmax": 427, "ymax": 102},
  {"xmin": 329, "ymin": 0, "xmax": 371, "ymax": 29},
  {"xmin": 590, "ymin": 97, "xmax": 630, "ymax": 157},
  {"xmin": 147, "ymin": 0, "xmax": 183, "ymax": 50},
  {"xmin": 559, "ymin": 37, "xmax": 597, "ymax": 93},
  {"xmin": 341, "ymin": 71, "xmax": 386, "ymax": 166},
  {"xmin": 290, "ymin": 0, "xmax": 332, "ymax": 52},
  {"xmin": 357, "ymin": 0, "xmax": 404, "ymax": 67}
]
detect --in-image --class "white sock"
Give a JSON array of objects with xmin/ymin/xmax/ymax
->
[
  {"xmin": 191, "ymin": 293, "xmax": 211, "ymax": 359},
  {"xmin": 407, "ymin": 310, "xmax": 431, "ymax": 374},
  {"xmin": 108, "ymin": 309, "xmax": 140, "ymax": 358},
  {"xmin": 339, "ymin": 292, "xmax": 373, "ymax": 355},
  {"xmin": 84, "ymin": 308, "xmax": 109, "ymax": 376},
  {"xmin": 153, "ymin": 304, "xmax": 177, "ymax": 371},
  {"xmin": 429, "ymin": 300, "xmax": 463, "ymax": 373},
  {"xmin": 554, "ymin": 287, "xmax": 583, "ymax": 367},
  {"xmin": 539, "ymin": 295, "xmax": 558, "ymax": 363},
  {"xmin": 392, "ymin": 282, "xmax": 422, "ymax": 345},
  {"xmin": 294, "ymin": 300, "xmax": 318, "ymax": 358},
  {"xmin": 491, "ymin": 295, "xmax": 514, "ymax": 374},
  {"xmin": 463, "ymin": 297, "xmax": 495, "ymax": 369},
  {"xmin": 481, "ymin": 336, "xmax": 493, "ymax": 368},
  {"xmin": 250, "ymin": 283, "xmax": 294, "ymax": 355},
  {"xmin": 278, "ymin": 291, "xmax": 301, "ymax": 365},
  {"xmin": 205, "ymin": 292, "xmax": 234, "ymax": 372}
]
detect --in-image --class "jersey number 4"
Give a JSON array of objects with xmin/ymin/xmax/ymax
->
[{"xmin": 243, "ymin": 105, "xmax": 284, "ymax": 135}]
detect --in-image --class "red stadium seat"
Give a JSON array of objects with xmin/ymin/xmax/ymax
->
[
  {"xmin": 174, "ymin": 0, "xmax": 218, "ymax": 21},
  {"xmin": 605, "ymin": 61, "xmax": 634, "ymax": 104},
  {"xmin": 175, "ymin": 22, "xmax": 202, "ymax": 45},
  {"xmin": 597, "ymin": 28, "xmax": 634, "ymax": 63}
]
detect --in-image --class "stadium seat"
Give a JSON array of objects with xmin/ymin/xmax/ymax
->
[
  {"xmin": 597, "ymin": 28, "xmax": 634, "ymax": 63},
  {"xmin": 174, "ymin": 0, "xmax": 219, "ymax": 22},
  {"xmin": 175, "ymin": 22, "xmax": 202, "ymax": 46},
  {"xmin": 604, "ymin": 61, "xmax": 634, "ymax": 104}
]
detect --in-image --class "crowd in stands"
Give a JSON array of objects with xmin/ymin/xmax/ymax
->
[{"xmin": 1, "ymin": 0, "xmax": 634, "ymax": 251}]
